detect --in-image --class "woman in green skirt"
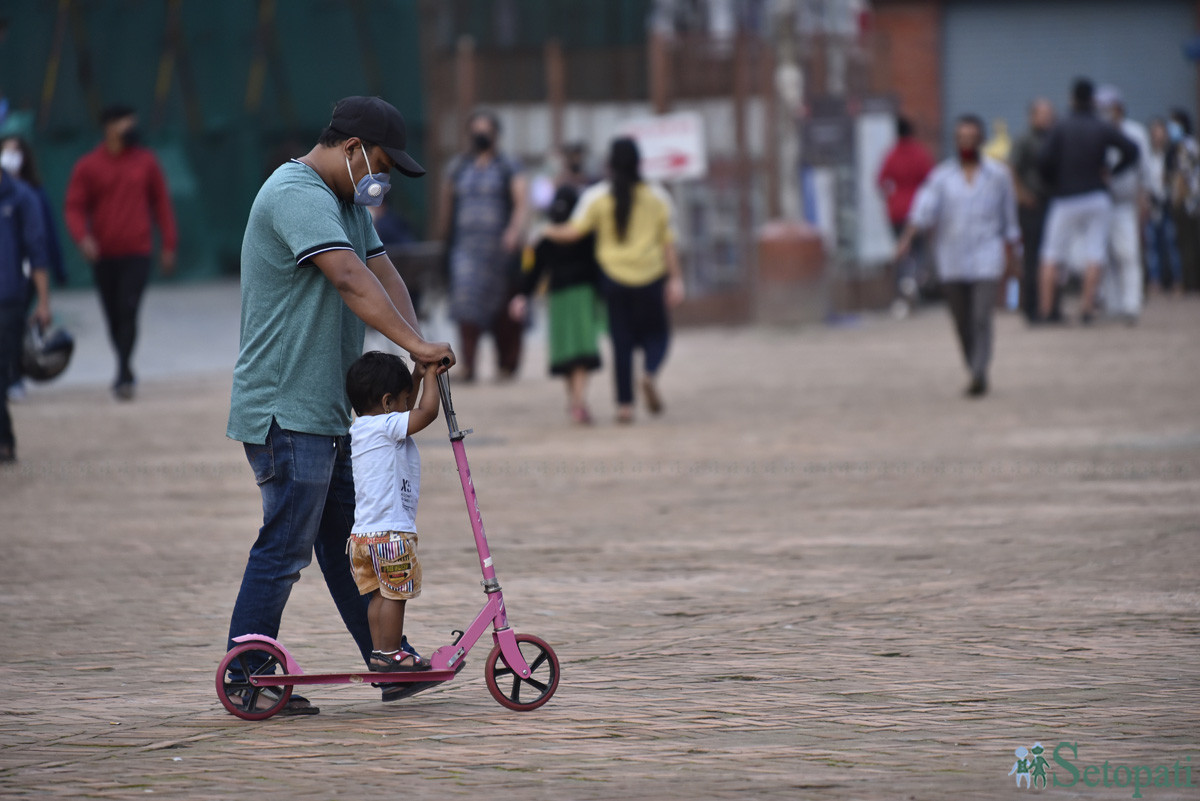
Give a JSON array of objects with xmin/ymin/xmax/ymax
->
[{"xmin": 509, "ymin": 185, "xmax": 604, "ymax": 424}]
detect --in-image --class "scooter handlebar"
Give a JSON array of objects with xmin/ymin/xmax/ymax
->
[{"xmin": 436, "ymin": 368, "xmax": 464, "ymax": 439}]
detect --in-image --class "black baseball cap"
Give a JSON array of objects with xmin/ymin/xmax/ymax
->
[{"xmin": 329, "ymin": 96, "xmax": 425, "ymax": 178}]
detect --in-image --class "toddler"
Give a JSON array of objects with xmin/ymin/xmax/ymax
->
[{"xmin": 345, "ymin": 350, "xmax": 440, "ymax": 686}]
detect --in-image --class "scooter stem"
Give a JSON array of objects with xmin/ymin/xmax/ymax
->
[{"xmin": 436, "ymin": 371, "xmax": 502, "ymax": 594}]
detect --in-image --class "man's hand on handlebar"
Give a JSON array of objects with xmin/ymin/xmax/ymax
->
[{"xmin": 410, "ymin": 341, "xmax": 456, "ymax": 373}]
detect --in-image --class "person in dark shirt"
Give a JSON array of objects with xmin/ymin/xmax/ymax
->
[
  {"xmin": 508, "ymin": 185, "xmax": 603, "ymax": 424},
  {"xmin": 0, "ymin": 167, "xmax": 51, "ymax": 462},
  {"xmin": 1036, "ymin": 78, "xmax": 1138, "ymax": 324},
  {"xmin": 1009, "ymin": 99, "xmax": 1058, "ymax": 322},
  {"xmin": 1, "ymin": 136, "xmax": 67, "ymax": 401}
]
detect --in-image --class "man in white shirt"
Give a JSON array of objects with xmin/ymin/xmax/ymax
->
[
  {"xmin": 1096, "ymin": 85, "xmax": 1151, "ymax": 323},
  {"xmin": 896, "ymin": 115, "xmax": 1021, "ymax": 397}
]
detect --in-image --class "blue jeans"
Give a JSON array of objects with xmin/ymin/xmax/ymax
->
[
  {"xmin": 1144, "ymin": 212, "xmax": 1182, "ymax": 289},
  {"xmin": 225, "ymin": 421, "xmax": 372, "ymax": 673}
]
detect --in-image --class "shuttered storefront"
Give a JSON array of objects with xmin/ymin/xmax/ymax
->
[{"xmin": 942, "ymin": 0, "xmax": 1196, "ymax": 146}]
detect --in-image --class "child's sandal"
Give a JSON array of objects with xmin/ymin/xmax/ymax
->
[{"xmin": 370, "ymin": 651, "xmax": 432, "ymax": 672}]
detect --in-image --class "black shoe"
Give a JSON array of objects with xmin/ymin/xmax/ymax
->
[
  {"xmin": 380, "ymin": 659, "xmax": 466, "ymax": 703},
  {"xmin": 113, "ymin": 382, "xmax": 135, "ymax": 401},
  {"xmin": 0, "ymin": 445, "xmax": 14, "ymax": 464},
  {"xmin": 966, "ymin": 375, "xmax": 988, "ymax": 398}
]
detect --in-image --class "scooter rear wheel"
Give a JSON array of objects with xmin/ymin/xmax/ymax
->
[
  {"xmin": 216, "ymin": 641, "xmax": 293, "ymax": 721},
  {"xmin": 484, "ymin": 633, "xmax": 559, "ymax": 711}
]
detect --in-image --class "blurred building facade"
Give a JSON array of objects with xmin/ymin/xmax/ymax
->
[
  {"xmin": 422, "ymin": 0, "xmax": 880, "ymax": 320},
  {"xmin": 1, "ymin": 0, "xmax": 1196, "ymax": 315}
]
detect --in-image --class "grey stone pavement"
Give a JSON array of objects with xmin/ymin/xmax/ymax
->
[{"xmin": 1, "ymin": 281, "xmax": 1198, "ymax": 800}]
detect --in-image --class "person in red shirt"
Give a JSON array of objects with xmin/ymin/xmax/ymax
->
[
  {"xmin": 65, "ymin": 104, "xmax": 177, "ymax": 400},
  {"xmin": 878, "ymin": 116, "xmax": 935, "ymax": 316}
]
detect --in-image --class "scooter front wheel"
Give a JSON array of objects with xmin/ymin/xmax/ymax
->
[
  {"xmin": 484, "ymin": 633, "xmax": 560, "ymax": 711},
  {"xmin": 216, "ymin": 641, "xmax": 293, "ymax": 721}
]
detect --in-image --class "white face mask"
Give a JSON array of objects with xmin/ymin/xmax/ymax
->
[{"xmin": 0, "ymin": 149, "xmax": 23, "ymax": 175}]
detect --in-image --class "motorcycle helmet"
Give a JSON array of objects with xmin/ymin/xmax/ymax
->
[{"xmin": 21, "ymin": 321, "xmax": 74, "ymax": 382}]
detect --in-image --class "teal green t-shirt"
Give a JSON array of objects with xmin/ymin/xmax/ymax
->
[{"xmin": 227, "ymin": 160, "xmax": 385, "ymax": 444}]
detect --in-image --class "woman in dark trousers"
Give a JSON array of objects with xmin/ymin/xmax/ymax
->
[{"xmin": 542, "ymin": 138, "xmax": 684, "ymax": 424}]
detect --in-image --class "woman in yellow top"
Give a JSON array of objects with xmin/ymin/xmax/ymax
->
[{"xmin": 543, "ymin": 138, "xmax": 685, "ymax": 423}]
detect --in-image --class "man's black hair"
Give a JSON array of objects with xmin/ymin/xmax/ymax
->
[
  {"xmin": 1072, "ymin": 78, "xmax": 1094, "ymax": 110},
  {"xmin": 100, "ymin": 104, "xmax": 136, "ymax": 126},
  {"xmin": 896, "ymin": 116, "xmax": 914, "ymax": 139},
  {"xmin": 317, "ymin": 126, "xmax": 378, "ymax": 151},
  {"xmin": 956, "ymin": 113, "xmax": 987, "ymax": 140},
  {"xmin": 346, "ymin": 351, "xmax": 413, "ymax": 416}
]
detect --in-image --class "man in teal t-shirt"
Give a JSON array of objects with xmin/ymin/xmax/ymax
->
[{"xmin": 222, "ymin": 97, "xmax": 454, "ymax": 717}]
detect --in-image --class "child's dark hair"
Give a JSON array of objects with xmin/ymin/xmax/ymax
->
[{"xmin": 346, "ymin": 351, "xmax": 413, "ymax": 415}]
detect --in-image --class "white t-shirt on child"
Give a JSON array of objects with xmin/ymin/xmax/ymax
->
[{"xmin": 349, "ymin": 412, "xmax": 420, "ymax": 534}]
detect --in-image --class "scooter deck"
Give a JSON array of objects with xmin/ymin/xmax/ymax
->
[{"xmin": 249, "ymin": 669, "xmax": 460, "ymax": 687}]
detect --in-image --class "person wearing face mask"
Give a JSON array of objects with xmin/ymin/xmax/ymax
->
[
  {"xmin": 437, "ymin": 109, "xmax": 529, "ymax": 382},
  {"xmin": 895, "ymin": 115, "xmax": 1021, "ymax": 398},
  {"xmin": 0, "ymin": 137, "xmax": 65, "ymax": 290},
  {"xmin": 0, "ymin": 143, "xmax": 52, "ymax": 462},
  {"xmin": 1, "ymin": 136, "xmax": 66, "ymax": 403},
  {"xmin": 222, "ymin": 96, "xmax": 454, "ymax": 716},
  {"xmin": 63, "ymin": 104, "xmax": 177, "ymax": 400}
]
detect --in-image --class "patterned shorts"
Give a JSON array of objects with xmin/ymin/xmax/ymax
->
[{"xmin": 349, "ymin": 531, "xmax": 422, "ymax": 600}]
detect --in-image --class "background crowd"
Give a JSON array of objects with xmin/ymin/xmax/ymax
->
[
  {"xmin": 878, "ymin": 75, "xmax": 1198, "ymax": 398},
  {"xmin": 3, "ymin": 66, "xmax": 1199, "ymax": 459}
]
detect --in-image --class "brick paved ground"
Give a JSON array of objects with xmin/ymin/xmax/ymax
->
[{"xmin": 2, "ymin": 286, "xmax": 1198, "ymax": 800}]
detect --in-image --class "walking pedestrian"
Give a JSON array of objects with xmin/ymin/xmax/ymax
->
[
  {"xmin": 1010, "ymin": 99, "xmax": 1057, "ymax": 322},
  {"xmin": 0, "ymin": 161, "xmax": 51, "ymax": 462},
  {"xmin": 223, "ymin": 96, "xmax": 454, "ymax": 716},
  {"xmin": 64, "ymin": 104, "xmax": 176, "ymax": 400},
  {"xmin": 1143, "ymin": 118, "xmax": 1183, "ymax": 295},
  {"xmin": 1096, "ymin": 85, "xmax": 1150, "ymax": 323},
  {"xmin": 542, "ymin": 137, "xmax": 684, "ymax": 423},
  {"xmin": 877, "ymin": 116, "xmax": 935, "ymax": 316},
  {"xmin": 509, "ymin": 184, "xmax": 604, "ymax": 425},
  {"xmin": 895, "ymin": 115, "xmax": 1020, "ymax": 398},
  {"xmin": 1166, "ymin": 108, "xmax": 1200, "ymax": 292},
  {"xmin": 1036, "ymin": 79, "xmax": 1138, "ymax": 324},
  {"xmin": 1, "ymin": 136, "xmax": 66, "ymax": 401},
  {"xmin": 437, "ymin": 110, "xmax": 529, "ymax": 382}
]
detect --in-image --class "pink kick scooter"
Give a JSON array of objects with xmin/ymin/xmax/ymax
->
[{"xmin": 216, "ymin": 367, "xmax": 560, "ymax": 720}]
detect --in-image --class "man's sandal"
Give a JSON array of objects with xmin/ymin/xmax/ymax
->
[{"xmin": 230, "ymin": 686, "xmax": 320, "ymax": 716}]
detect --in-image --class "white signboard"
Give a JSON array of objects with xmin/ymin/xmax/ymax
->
[{"xmin": 616, "ymin": 111, "xmax": 708, "ymax": 182}]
